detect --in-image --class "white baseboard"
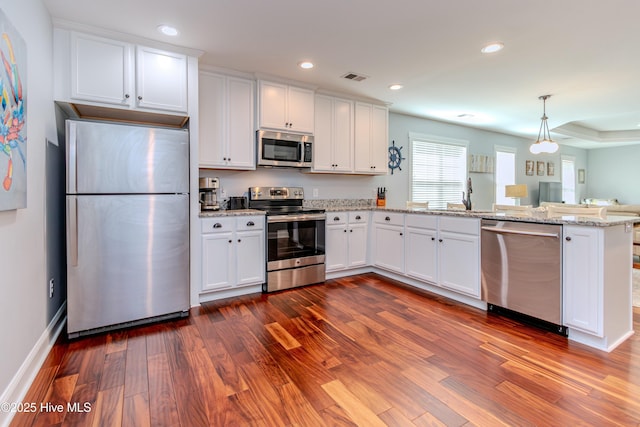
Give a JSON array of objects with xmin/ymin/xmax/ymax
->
[{"xmin": 0, "ymin": 303, "xmax": 66, "ymax": 427}]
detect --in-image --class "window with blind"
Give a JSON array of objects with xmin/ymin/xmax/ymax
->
[
  {"xmin": 409, "ymin": 134, "xmax": 468, "ymax": 209},
  {"xmin": 495, "ymin": 147, "xmax": 516, "ymax": 206},
  {"xmin": 561, "ymin": 156, "xmax": 576, "ymax": 204}
]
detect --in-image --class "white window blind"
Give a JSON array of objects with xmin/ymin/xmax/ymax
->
[
  {"xmin": 495, "ymin": 148, "xmax": 516, "ymax": 206},
  {"xmin": 562, "ymin": 156, "xmax": 576, "ymax": 204},
  {"xmin": 410, "ymin": 136, "xmax": 468, "ymax": 209}
]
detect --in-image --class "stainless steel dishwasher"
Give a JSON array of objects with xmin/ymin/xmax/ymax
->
[{"xmin": 481, "ymin": 219, "xmax": 565, "ymax": 334}]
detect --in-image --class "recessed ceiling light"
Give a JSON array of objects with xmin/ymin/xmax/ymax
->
[
  {"xmin": 157, "ymin": 25, "xmax": 179, "ymax": 36},
  {"xmin": 299, "ymin": 61, "xmax": 314, "ymax": 69},
  {"xmin": 389, "ymin": 84, "xmax": 403, "ymax": 90},
  {"xmin": 481, "ymin": 42, "xmax": 504, "ymax": 54}
]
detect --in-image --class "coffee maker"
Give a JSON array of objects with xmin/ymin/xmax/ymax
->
[{"xmin": 199, "ymin": 177, "xmax": 220, "ymax": 211}]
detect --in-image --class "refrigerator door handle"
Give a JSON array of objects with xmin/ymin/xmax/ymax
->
[
  {"xmin": 66, "ymin": 121, "xmax": 77, "ymax": 194},
  {"xmin": 67, "ymin": 197, "xmax": 78, "ymax": 266}
]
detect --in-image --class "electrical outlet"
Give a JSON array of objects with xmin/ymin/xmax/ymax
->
[
  {"xmin": 312, "ymin": 188, "xmax": 319, "ymax": 197},
  {"xmin": 49, "ymin": 279, "xmax": 54, "ymax": 298}
]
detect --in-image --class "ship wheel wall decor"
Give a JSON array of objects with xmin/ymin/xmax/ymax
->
[{"xmin": 388, "ymin": 140, "xmax": 405, "ymax": 174}]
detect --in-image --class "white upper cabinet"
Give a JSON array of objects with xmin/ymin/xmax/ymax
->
[
  {"xmin": 70, "ymin": 33, "xmax": 132, "ymax": 106},
  {"xmin": 354, "ymin": 102, "xmax": 389, "ymax": 174},
  {"xmin": 313, "ymin": 95, "xmax": 353, "ymax": 173},
  {"xmin": 199, "ymin": 71, "xmax": 255, "ymax": 169},
  {"xmin": 60, "ymin": 30, "xmax": 189, "ymax": 114},
  {"xmin": 135, "ymin": 46, "xmax": 188, "ymax": 113},
  {"xmin": 258, "ymin": 80, "xmax": 314, "ymax": 133}
]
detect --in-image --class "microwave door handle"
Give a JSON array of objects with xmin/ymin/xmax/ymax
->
[{"xmin": 299, "ymin": 142, "xmax": 304, "ymax": 163}]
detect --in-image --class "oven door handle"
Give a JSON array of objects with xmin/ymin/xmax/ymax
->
[{"xmin": 268, "ymin": 213, "xmax": 326, "ymax": 223}]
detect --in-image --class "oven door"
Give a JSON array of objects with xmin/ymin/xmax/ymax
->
[{"xmin": 267, "ymin": 213, "xmax": 326, "ymax": 271}]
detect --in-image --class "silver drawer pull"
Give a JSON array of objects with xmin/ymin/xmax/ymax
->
[
  {"xmin": 247, "ymin": 221, "xmax": 255, "ymax": 226},
  {"xmin": 385, "ymin": 216, "xmax": 391, "ymax": 221},
  {"xmin": 334, "ymin": 216, "xmax": 340, "ymax": 221},
  {"xmin": 355, "ymin": 215, "xmax": 361, "ymax": 220},
  {"xmin": 213, "ymin": 223, "xmax": 222, "ymax": 229}
]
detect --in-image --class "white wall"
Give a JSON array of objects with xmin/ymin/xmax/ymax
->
[
  {"xmin": 200, "ymin": 166, "xmax": 386, "ymax": 203},
  {"xmin": 0, "ymin": 0, "xmax": 57, "ymax": 416},
  {"xmin": 587, "ymin": 145, "xmax": 640, "ymax": 204}
]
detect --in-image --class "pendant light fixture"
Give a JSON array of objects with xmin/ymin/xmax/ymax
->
[{"xmin": 529, "ymin": 95, "xmax": 559, "ymax": 154}]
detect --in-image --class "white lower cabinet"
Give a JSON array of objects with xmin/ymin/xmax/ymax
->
[
  {"xmin": 403, "ymin": 214, "xmax": 480, "ymax": 297},
  {"xmin": 404, "ymin": 215, "xmax": 438, "ymax": 283},
  {"xmin": 326, "ymin": 212, "xmax": 368, "ymax": 272},
  {"xmin": 562, "ymin": 223, "xmax": 635, "ymax": 351},
  {"xmin": 372, "ymin": 212, "xmax": 405, "ymax": 273},
  {"xmin": 562, "ymin": 225, "xmax": 602, "ymax": 335},
  {"xmin": 201, "ymin": 216, "xmax": 265, "ymax": 292}
]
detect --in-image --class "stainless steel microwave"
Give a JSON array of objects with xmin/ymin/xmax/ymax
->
[{"xmin": 257, "ymin": 130, "xmax": 313, "ymax": 168}]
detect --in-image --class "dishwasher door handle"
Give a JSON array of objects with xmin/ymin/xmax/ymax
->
[{"xmin": 481, "ymin": 226, "xmax": 559, "ymax": 239}]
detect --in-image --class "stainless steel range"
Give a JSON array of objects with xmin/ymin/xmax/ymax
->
[{"xmin": 248, "ymin": 186, "xmax": 326, "ymax": 292}]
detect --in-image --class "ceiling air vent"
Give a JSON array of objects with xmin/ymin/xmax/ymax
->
[{"xmin": 341, "ymin": 72, "xmax": 368, "ymax": 82}]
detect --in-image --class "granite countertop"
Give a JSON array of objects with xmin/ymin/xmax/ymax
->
[
  {"xmin": 199, "ymin": 209, "xmax": 266, "ymax": 218},
  {"xmin": 199, "ymin": 200, "xmax": 640, "ymax": 227},
  {"xmin": 311, "ymin": 199, "xmax": 640, "ymax": 227}
]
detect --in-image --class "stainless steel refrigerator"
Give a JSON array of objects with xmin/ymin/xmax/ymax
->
[{"xmin": 65, "ymin": 119, "xmax": 190, "ymax": 338}]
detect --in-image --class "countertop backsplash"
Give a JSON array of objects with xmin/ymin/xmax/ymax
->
[{"xmin": 303, "ymin": 199, "xmax": 376, "ymax": 209}]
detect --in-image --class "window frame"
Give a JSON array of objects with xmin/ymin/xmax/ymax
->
[
  {"xmin": 561, "ymin": 155, "xmax": 577, "ymax": 204},
  {"xmin": 494, "ymin": 145, "xmax": 517, "ymax": 206},
  {"xmin": 408, "ymin": 132, "xmax": 469, "ymax": 209}
]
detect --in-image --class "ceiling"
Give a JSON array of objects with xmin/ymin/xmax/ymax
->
[{"xmin": 43, "ymin": 0, "xmax": 640, "ymax": 149}]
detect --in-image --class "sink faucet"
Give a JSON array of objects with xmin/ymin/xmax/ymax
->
[{"xmin": 462, "ymin": 177, "xmax": 473, "ymax": 210}]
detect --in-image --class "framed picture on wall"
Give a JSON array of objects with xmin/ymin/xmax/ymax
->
[
  {"xmin": 525, "ymin": 160, "xmax": 534, "ymax": 176},
  {"xmin": 547, "ymin": 162, "xmax": 555, "ymax": 176},
  {"xmin": 537, "ymin": 161, "xmax": 545, "ymax": 176},
  {"xmin": 578, "ymin": 169, "xmax": 586, "ymax": 184}
]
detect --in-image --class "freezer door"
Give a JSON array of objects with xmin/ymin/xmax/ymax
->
[
  {"xmin": 66, "ymin": 120, "xmax": 189, "ymax": 194},
  {"xmin": 67, "ymin": 194, "xmax": 189, "ymax": 334}
]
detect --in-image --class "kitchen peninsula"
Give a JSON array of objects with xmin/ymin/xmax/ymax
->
[{"xmin": 324, "ymin": 203, "xmax": 638, "ymax": 352}]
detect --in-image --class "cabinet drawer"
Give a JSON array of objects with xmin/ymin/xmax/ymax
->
[
  {"xmin": 405, "ymin": 214, "xmax": 437, "ymax": 230},
  {"xmin": 327, "ymin": 212, "xmax": 347, "ymax": 225},
  {"xmin": 236, "ymin": 216, "xmax": 264, "ymax": 231},
  {"xmin": 373, "ymin": 212, "xmax": 404, "ymax": 226},
  {"xmin": 201, "ymin": 217, "xmax": 235, "ymax": 234},
  {"xmin": 349, "ymin": 211, "xmax": 368, "ymax": 224},
  {"xmin": 439, "ymin": 216, "xmax": 479, "ymax": 235}
]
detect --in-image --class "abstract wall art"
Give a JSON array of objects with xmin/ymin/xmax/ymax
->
[{"xmin": 0, "ymin": 8, "xmax": 26, "ymax": 211}]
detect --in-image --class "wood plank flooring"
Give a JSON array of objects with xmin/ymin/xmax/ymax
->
[{"xmin": 11, "ymin": 273, "xmax": 640, "ymax": 426}]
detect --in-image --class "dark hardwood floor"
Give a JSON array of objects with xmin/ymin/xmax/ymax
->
[{"xmin": 11, "ymin": 273, "xmax": 640, "ymax": 426}]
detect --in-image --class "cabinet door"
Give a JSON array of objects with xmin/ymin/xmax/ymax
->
[
  {"xmin": 135, "ymin": 46, "xmax": 188, "ymax": 113},
  {"xmin": 326, "ymin": 224, "xmax": 349, "ymax": 272},
  {"xmin": 333, "ymin": 98, "xmax": 354, "ymax": 172},
  {"xmin": 405, "ymin": 226, "xmax": 438, "ymax": 283},
  {"xmin": 563, "ymin": 226, "xmax": 602, "ymax": 335},
  {"xmin": 373, "ymin": 224, "xmax": 404, "ymax": 273},
  {"xmin": 312, "ymin": 95, "xmax": 335, "ymax": 172},
  {"xmin": 259, "ymin": 81, "xmax": 288, "ymax": 130},
  {"xmin": 354, "ymin": 102, "xmax": 372, "ymax": 173},
  {"xmin": 348, "ymin": 222, "xmax": 368, "ymax": 268},
  {"xmin": 236, "ymin": 229, "xmax": 265, "ymax": 286},
  {"xmin": 70, "ymin": 32, "xmax": 132, "ymax": 106},
  {"xmin": 438, "ymin": 231, "xmax": 480, "ymax": 297},
  {"xmin": 370, "ymin": 105, "xmax": 389, "ymax": 172},
  {"xmin": 202, "ymin": 233, "xmax": 234, "ymax": 291},
  {"xmin": 354, "ymin": 102, "xmax": 388, "ymax": 174},
  {"xmin": 198, "ymin": 72, "xmax": 226, "ymax": 167},
  {"xmin": 287, "ymin": 86, "xmax": 315, "ymax": 133},
  {"xmin": 226, "ymin": 77, "xmax": 255, "ymax": 169}
]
